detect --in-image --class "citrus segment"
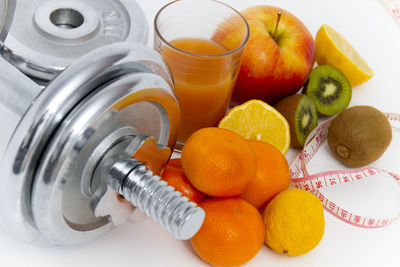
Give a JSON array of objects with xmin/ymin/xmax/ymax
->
[
  {"xmin": 315, "ymin": 24, "xmax": 373, "ymax": 86},
  {"xmin": 218, "ymin": 100, "xmax": 290, "ymax": 154}
]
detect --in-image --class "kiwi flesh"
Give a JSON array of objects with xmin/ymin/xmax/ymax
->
[
  {"xmin": 275, "ymin": 94, "xmax": 318, "ymax": 148},
  {"xmin": 327, "ymin": 106, "xmax": 392, "ymax": 167},
  {"xmin": 305, "ymin": 65, "xmax": 352, "ymax": 116}
]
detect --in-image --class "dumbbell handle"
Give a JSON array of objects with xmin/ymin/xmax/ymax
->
[
  {"xmin": 0, "ymin": 57, "xmax": 42, "ymax": 117},
  {"xmin": 0, "ymin": 57, "xmax": 42, "ymax": 157}
]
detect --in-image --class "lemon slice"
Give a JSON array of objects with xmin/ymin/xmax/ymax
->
[
  {"xmin": 218, "ymin": 100, "xmax": 290, "ymax": 154},
  {"xmin": 315, "ymin": 24, "xmax": 373, "ymax": 86}
]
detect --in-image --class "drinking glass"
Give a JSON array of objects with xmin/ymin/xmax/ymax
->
[{"xmin": 154, "ymin": 0, "xmax": 249, "ymax": 146}]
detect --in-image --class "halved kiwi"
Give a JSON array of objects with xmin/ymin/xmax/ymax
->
[
  {"xmin": 305, "ymin": 65, "xmax": 352, "ymax": 116},
  {"xmin": 275, "ymin": 94, "xmax": 318, "ymax": 148}
]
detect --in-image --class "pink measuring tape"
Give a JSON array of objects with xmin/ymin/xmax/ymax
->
[
  {"xmin": 381, "ymin": 0, "xmax": 400, "ymax": 25},
  {"xmin": 289, "ymin": 113, "xmax": 400, "ymax": 228}
]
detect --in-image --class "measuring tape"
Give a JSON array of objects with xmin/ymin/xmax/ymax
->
[
  {"xmin": 289, "ymin": 113, "xmax": 400, "ymax": 228},
  {"xmin": 381, "ymin": 0, "xmax": 400, "ymax": 25}
]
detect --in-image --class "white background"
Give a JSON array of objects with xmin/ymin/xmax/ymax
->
[{"xmin": 1, "ymin": 0, "xmax": 400, "ymax": 266}]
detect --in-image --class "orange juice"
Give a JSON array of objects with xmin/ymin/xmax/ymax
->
[{"xmin": 162, "ymin": 38, "xmax": 237, "ymax": 143}]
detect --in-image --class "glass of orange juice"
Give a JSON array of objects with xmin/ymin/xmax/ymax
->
[{"xmin": 154, "ymin": 0, "xmax": 249, "ymax": 147}]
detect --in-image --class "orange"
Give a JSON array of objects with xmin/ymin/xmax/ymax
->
[
  {"xmin": 161, "ymin": 158, "xmax": 207, "ymax": 203},
  {"xmin": 181, "ymin": 127, "xmax": 257, "ymax": 197},
  {"xmin": 191, "ymin": 198, "xmax": 265, "ymax": 267},
  {"xmin": 240, "ymin": 140, "xmax": 290, "ymax": 210}
]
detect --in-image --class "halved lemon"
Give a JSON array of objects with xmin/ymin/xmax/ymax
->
[
  {"xmin": 218, "ymin": 100, "xmax": 290, "ymax": 154},
  {"xmin": 315, "ymin": 24, "xmax": 373, "ymax": 86}
]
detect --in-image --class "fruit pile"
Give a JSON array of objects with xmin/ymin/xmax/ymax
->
[
  {"xmin": 159, "ymin": 4, "xmax": 393, "ymax": 267},
  {"xmin": 214, "ymin": 4, "xmax": 390, "ymax": 164},
  {"xmin": 162, "ymin": 128, "xmax": 324, "ymax": 266}
]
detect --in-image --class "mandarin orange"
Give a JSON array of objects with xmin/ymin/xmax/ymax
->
[
  {"xmin": 161, "ymin": 158, "xmax": 206, "ymax": 203},
  {"xmin": 191, "ymin": 198, "xmax": 265, "ymax": 267},
  {"xmin": 181, "ymin": 127, "xmax": 257, "ymax": 197},
  {"xmin": 240, "ymin": 139, "xmax": 290, "ymax": 210}
]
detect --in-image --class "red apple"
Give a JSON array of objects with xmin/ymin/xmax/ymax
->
[{"xmin": 214, "ymin": 6, "xmax": 315, "ymax": 105}]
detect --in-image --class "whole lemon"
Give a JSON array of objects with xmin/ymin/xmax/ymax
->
[{"xmin": 263, "ymin": 189, "xmax": 325, "ymax": 256}]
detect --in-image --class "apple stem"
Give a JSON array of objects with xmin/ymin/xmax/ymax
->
[{"xmin": 272, "ymin": 12, "xmax": 282, "ymax": 39}]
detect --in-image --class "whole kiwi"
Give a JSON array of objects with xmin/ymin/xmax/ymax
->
[{"xmin": 327, "ymin": 106, "xmax": 392, "ymax": 167}]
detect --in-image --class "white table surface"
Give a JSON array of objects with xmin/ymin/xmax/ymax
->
[{"xmin": 1, "ymin": 0, "xmax": 400, "ymax": 266}]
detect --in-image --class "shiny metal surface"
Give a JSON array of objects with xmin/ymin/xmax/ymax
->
[
  {"xmin": 0, "ymin": 57, "xmax": 41, "ymax": 127},
  {"xmin": 0, "ymin": 0, "xmax": 42, "ymax": 240},
  {"xmin": 109, "ymin": 158, "xmax": 205, "ymax": 240},
  {"xmin": 0, "ymin": 60, "xmax": 42, "ymax": 239},
  {"xmin": 91, "ymin": 138, "xmax": 139, "ymax": 227},
  {"xmin": 31, "ymin": 70, "xmax": 178, "ymax": 244},
  {"xmin": 1, "ymin": 0, "xmax": 149, "ymax": 80},
  {"xmin": 129, "ymin": 134, "xmax": 172, "ymax": 175},
  {"xmin": 91, "ymin": 134, "xmax": 205, "ymax": 240},
  {"xmin": 92, "ymin": 134, "xmax": 171, "ymax": 222},
  {"xmin": 0, "ymin": 42, "xmax": 182, "ymax": 244},
  {"xmin": 0, "ymin": 0, "xmax": 15, "ymax": 43},
  {"xmin": 96, "ymin": 135, "xmax": 171, "ymax": 198},
  {"xmin": 0, "ymin": 2, "xmax": 202, "ymax": 244}
]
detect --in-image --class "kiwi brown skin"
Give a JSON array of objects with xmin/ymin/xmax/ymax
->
[
  {"xmin": 327, "ymin": 106, "xmax": 392, "ymax": 168},
  {"xmin": 275, "ymin": 94, "xmax": 318, "ymax": 148}
]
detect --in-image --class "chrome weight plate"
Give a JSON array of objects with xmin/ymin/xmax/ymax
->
[
  {"xmin": 0, "ymin": 42, "xmax": 179, "ymax": 245},
  {"xmin": 32, "ymin": 72, "xmax": 175, "ymax": 244},
  {"xmin": 1, "ymin": 0, "xmax": 149, "ymax": 81},
  {"xmin": 0, "ymin": 0, "xmax": 15, "ymax": 43}
]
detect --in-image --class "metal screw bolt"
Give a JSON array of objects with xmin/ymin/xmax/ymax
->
[
  {"xmin": 91, "ymin": 135, "xmax": 205, "ymax": 240},
  {"xmin": 108, "ymin": 158, "xmax": 205, "ymax": 240}
]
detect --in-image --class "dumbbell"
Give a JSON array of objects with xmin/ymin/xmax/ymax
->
[
  {"xmin": 0, "ymin": 0, "xmax": 205, "ymax": 246},
  {"xmin": 1, "ymin": 0, "xmax": 148, "ymax": 83}
]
